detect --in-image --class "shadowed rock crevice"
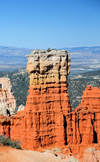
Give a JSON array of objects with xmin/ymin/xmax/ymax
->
[
  {"xmin": 63, "ymin": 115, "xmax": 67, "ymax": 145},
  {"xmin": 94, "ymin": 130, "xmax": 97, "ymax": 143}
]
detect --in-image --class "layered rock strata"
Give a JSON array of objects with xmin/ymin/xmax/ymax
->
[
  {"xmin": 64, "ymin": 85, "xmax": 100, "ymax": 146},
  {"xmin": 0, "ymin": 102, "xmax": 7, "ymax": 115},
  {"xmin": 10, "ymin": 83, "xmax": 100, "ymax": 153},
  {"xmin": 1, "ymin": 49, "xmax": 100, "ymax": 161},
  {"xmin": 10, "ymin": 50, "xmax": 72, "ymax": 150},
  {"xmin": 0, "ymin": 78, "xmax": 16, "ymax": 115}
]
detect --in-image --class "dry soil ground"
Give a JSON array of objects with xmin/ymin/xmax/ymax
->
[{"xmin": 0, "ymin": 146, "xmax": 76, "ymax": 162}]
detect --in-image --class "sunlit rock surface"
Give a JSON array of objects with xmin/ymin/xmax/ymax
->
[
  {"xmin": 0, "ymin": 78, "xmax": 16, "ymax": 115},
  {"xmin": 1, "ymin": 50, "xmax": 100, "ymax": 162},
  {"xmin": 10, "ymin": 49, "xmax": 72, "ymax": 150}
]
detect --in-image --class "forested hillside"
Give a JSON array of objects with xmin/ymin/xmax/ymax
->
[
  {"xmin": 68, "ymin": 70, "xmax": 100, "ymax": 109},
  {"xmin": 0, "ymin": 69, "xmax": 100, "ymax": 110},
  {"xmin": 0, "ymin": 69, "xmax": 29, "ymax": 108}
]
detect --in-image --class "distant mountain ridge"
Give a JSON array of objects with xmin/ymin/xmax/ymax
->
[
  {"xmin": 61, "ymin": 46, "xmax": 100, "ymax": 75},
  {"xmin": 0, "ymin": 46, "xmax": 100, "ymax": 74},
  {"xmin": 0, "ymin": 46, "xmax": 31, "ymax": 56},
  {"xmin": 0, "ymin": 46, "xmax": 31, "ymax": 71},
  {"xmin": 61, "ymin": 46, "xmax": 100, "ymax": 53}
]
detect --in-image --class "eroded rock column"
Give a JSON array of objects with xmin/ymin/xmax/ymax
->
[{"xmin": 24, "ymin": 50, "xmax": 72, "ymax": 148}]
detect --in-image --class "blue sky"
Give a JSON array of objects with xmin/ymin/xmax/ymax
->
[{"xmin": 0, "ymin": 0, "xmax": 100, "ymax": 49}]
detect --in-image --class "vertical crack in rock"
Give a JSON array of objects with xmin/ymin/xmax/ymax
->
[{"xmin": 63, "ymin": 115, "xmax": 67, "ymax": 145}]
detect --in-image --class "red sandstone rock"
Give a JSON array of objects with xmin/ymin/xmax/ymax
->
[
  {"xmin": 0, "ymin": 115, "xmax": 10, "ymax": 137},
  {"xmin": 1, "ymin": 50, "xmax": 100, "ymax": 161},
  {"xmin": 10, "ymin": 52, "xmax": 100, "ymax": 153},
  {"xmin": 10, "ymin": 50, "xmax": 72, "ymax": 150},
  {"xmin": 74, "ymin": 85, "xmax": 100, "ymax": 112}
]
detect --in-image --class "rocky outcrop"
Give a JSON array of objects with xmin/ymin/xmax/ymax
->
[
  {"xmin": 0, "ymin": 115, "xmax": 10, "ymax": 137},
  {"xmin": 82, "ymin": 148, "xmax": 100, "ymax": 162},
  {"xmin": 63, "ymin": 85, "xmax": 100, "ymax": 147},
  {"xmin": 0, "ymin": 102, "xmax": 7, "ymax": 115},
  {"xmin": 74, "ymin": 85, "xmax": 100, "ymax": 112},
  {"xmin": 17, "ymin": 104, "xmax": 25, "ymax": 112},
  {"xmin": 10, "ymin": 50, "xmax": 72, "ymax": 150},
  {"xmin": 26, "ymin": 50, "xmax": 71, "ymax": 114},
  {"xmin": 1, "ymin": 50, "xmax": 100, "ymax": 161},
  {"xmin": 0, "ymin": 78, "xmax": 16, "ymax": 115},
  {"xmin": 10, "ymin": 50, "xmax": 100, "ymax": 152},
  {"xmin": 26, "ymin": 50, "xmax": 70, "ymax": 83},
  {"xmin": 0, "ymin": 78, "xmax": 12, "ymax": 92}
]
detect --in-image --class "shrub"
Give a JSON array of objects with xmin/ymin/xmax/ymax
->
[
  {"xmin": 47, "ymin": 47, "xmax": 51, "ymax": 52},
  {"xmin": 0, "ymin": 135, "xmax": 22, "ymax": 149}
]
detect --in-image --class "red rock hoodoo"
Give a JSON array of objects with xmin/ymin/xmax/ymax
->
[
  {"xmin": 62, "ymin": 85, "xmax": 100, "ymax": 159},
  {"xmin": 1, "ymin": 49, "xmax": 100, "ymax": 160},
  {"xmin": 72, "ymin": 85, "xmax": 100, "ymax": 145},
  {"xmin": 10, "ymin": 50, "xmax": 72, "ymax": 150}
]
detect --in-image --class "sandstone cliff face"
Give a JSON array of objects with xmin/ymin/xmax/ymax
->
[
  {"xmin": 62, "ymin": 85, "xmax": 100, "ymax": 147},
  {"xmin": 26, "ymin": 50, "xmax": 70, "ymax": 84},
  {"xmin": 10, "ymin": 50, "xmax": 72, "ymax": 150},
  {"xmin": 10, "ymin": 50, "xmax": 100, "ymax": 152},
  {"xmin": 1, "ymin": 50, "xmax": 100, "ymax": 161},
  {"xmin": 74, "ymin": 85, "xmax": 100, "ymax": 112},
  {"xmin": 0, "ymin": 102, "xmax": 7, "ymax": 115},
  {"xmin": 0, "ymin": 78, "xmax": 12, "ymax": 92},
  {"xmin": 0, "ymin": 115, "xmax": 10, "ymax": 137},
  {"xmin": 0, "ymin": 78, "xmax": 16, "ymax": 115}
]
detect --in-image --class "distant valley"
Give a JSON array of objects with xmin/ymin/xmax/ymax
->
[
  {"xmin": 0, "ymin": 46, "xmax": 100, "ymax": 75},
  {"xmin": 0, "ymin": 46, "xmax": 31, "ymax": 71},
  {"xmin": 64, "ymin": 46, "xmax": 100, "ymax": 75}
]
